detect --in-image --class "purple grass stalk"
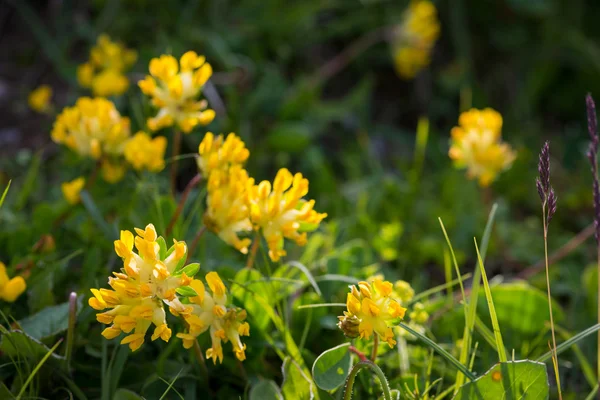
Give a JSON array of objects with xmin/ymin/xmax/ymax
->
[
  {"xmin": 586, "ymin": 94, "xmax": 600, "ymax": 394},
  {"xmin": 537, "ymin": 141, "xmax": 562, "ymax": 400}
]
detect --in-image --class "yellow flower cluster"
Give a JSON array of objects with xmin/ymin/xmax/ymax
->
[
  {"xmin": 139, "ymin": 51, "xmax": 215, "ymax": 133},
  {"xmin": 61, "ymin": 177, "xmax": 86, "ymax": 205},
  {"xmin": 198, "ymin": 132, "xmax": 326, "ymax": 262},
  {"xmin": 176, "ymin": 272, "xmax": 250, "ymax": 363},
  {"xmin": 338, "ymin": 278, "xmax": 406, "ymax": 347},
  {"xmin": 124, "ymin": 132, "xmax": 168, "ymax": 172},
  {"xmin": 392, "ymin": 0, "xmax": 440, "ymax": 79},
  {"xmin": 449, "ymin": 108, "xmax": 516, "ymax": 186},
  {"xmin": 28, "ymin": 85, "xmax": 52, "ymax": 113},
  {"xmin": 0, "ymin": 262, "xmax": 26, "ymax": 302},
  {"xmin": 77, "ymin": 34, "xmax": 137, "ymax": 97},
  {"xmin": 89, "ymin": 223, "xmax": 250, "ymax": 359}
]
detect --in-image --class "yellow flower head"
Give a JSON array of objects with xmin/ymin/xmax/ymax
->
[
  {"xmin": 28, "ymin": 85, "xmax": 52, "ymax": 113},
  {"xmin": 101, "ymin": 159, "xmax": 127, "ymax": 183},
  {"xmin": 449, "ymin": 108, "xmax": 516, "ymax": 186},
  {"xmin": 51, "ymin": 97, "xmax": 131, "ymax": 160},
  {"xmin": 338, "ymin": 278, "xmax": 406, "ymax": 347},
  {"xmin": 204, "ymin": 165, "xmax": 254, "ymax": 254},
  {"xmin": 89, "ymin": 224, "xmax": 196, "ymax": 351},
  {"xmin": 61, "ymin": 177, "xmax": 86, "ymax": 205},
  {"xmin": 392, "ymin": 0, "xmax": 440, "ymax": 79},
  {"xmin": 124, "ymin": 132, "xmax": 167, "ymax": 172},
  {"xmin": 197, "ymin": 132, "xmax": 250, "ymax": 176},
  {"xmin": 138, "ymin": 51, "xmax": 215, "ymax": 133},
  {"xmin": 178, "ymin": 271, "xmax": 250, "ymax": 364},
  {"xmin": 78, "ymin": 34, "xmax": 137, "ymax": 97},
  {"xmin": 0, "ymin": 262, "xmax": 26, "ymax": 302},
  {"xmin": 248, "ymin": 168, "xmax": 327, "ymax": 262}
]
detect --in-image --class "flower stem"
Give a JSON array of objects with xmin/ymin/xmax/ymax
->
[
  {"xmin": 186, "ymin": 226, "xmax": 207, "ymax": 263},
  {"xmin": 245, "ymin": 232, "xmax": 261, "ymax": 269},
  {"xmin": 349, "ymin": 345, "xmax": 367, "ymax": 362},
  {"xmin": 342, "ymin": 360, "xmax": 392, "ymax": 400},
  {"xmin": 166, "ymin": 173, "xmax": 202, "ymax": 237},
  {"xmin": 543, "ymin": 205, "xmax": 562, "ymax": 400},
  {"xmin": 65, "ymin": 292, "xmax": 77, "ymax": 371},
  {"xmin": 371, "ymin": 335, "xmax": 379, "ymax": 362},
  {"xmin": 193, "ymin": 339, "xmax": 209, "ymax": 388},
  {"xmin": 170, "ymin": 129, "xmax": 182, "ymax": 196}
]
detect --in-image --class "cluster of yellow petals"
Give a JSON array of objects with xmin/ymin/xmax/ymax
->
[
  {"xmin": 51, "ymin": 97, "xmax": 131, "ymax": 160},
  {"xmin": 61, "ymin": 177, "xmax": 86, "ymax": 205},
  {"xmin": 204, "ymin": 165, "xmax": 254, "ymax": 254},
  {"xmin": 77, "ymin": 34, "xmax": 137, "ymax": 97},
  {"xmin": 449, "ymin": 108, "xmax": 516, "ymax": 186},
  {"xmin": 338, "ymin": 279, "xmax": 406, "ymax": 347},
  {"xmin": 89, "ymin": 224, "xmax": 192, "ymax": 351},
  {"xmin": 28, "ymin": 85, "xmax": 52, "ymax": 113},
  {"xmin": 176, "ymin": 272, "xmax": 250, "ymax": 364},
  {"xmin": 197, "ymin": 132, "xmax": 250, "ymax": 177},
  {"xmin": 248, "ymin": 168, "xmax": 327, "ymax": 262},
  {"xmin": 138, "ymin": 51, "xmax": 215, "ymax": 133},
  {"xmin": 392, "ymin": 0, "xmax": 440, "ymax": 79},
  {"xmin": 0, "ymin": 262, "xmax": 26, "ymax": 302},
  {"xmin": 124, "ymin": 132, "xmax": 167, "ymax": 172}
]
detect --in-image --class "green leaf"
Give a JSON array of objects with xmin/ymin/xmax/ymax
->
[
  {"xmin": 175, "ymin": 286, "xmax": 198, "ymax": 297},
  {"xmin": 454, "ymin": 360, "xmax": 549, "ymax": 399},
  {"xmin": 312, "ymin": 343, "xmax": 352, "ymax": 390},
  {"xmin": 18, "ymin": 296, "xmax": 82, "ymax": 340},
  {"xmin": 249, "ymin": 380, "xmax": 283, "ymax": 400},
  {"xmin": 231, "ymin": 268, "xmax": 272, "ymax": 331},
  {"xmin": 0, "ymin": 330, "xmax": 65, "ymax": 365},
  {"xmin": 282, "ymin": 357, "xmax": 314, "ymax": 400},
  {"xmin": 15, "ymin": 153, "xmax": 41, "ymax": 211},
  {"xmin": 157, "ymin": 236, "xmax": 167, "ymax": 260},
  {"xmin": 176, "ymin": 263, "xmax": 200, "ymax": 278},
  {"xmin": 267, "ymin": 122, "xmax": 313, "ymax": 153},
  {"xmin": 113, "ymin": 389, "xmax": 144, "ymax": 400},
  {"xmin": 80, "ymin": 190, "xmax": 116, "ymax": 240}
]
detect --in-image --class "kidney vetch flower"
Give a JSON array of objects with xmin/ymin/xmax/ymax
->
[{"xmin": 0, "ymin": 262, "xmax": 26, "ymax": 303}]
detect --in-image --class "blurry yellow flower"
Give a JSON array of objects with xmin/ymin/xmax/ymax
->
[
  {"xmin": 178, "ymin": 272, "xmax": 250, "ymax": 363},
  {"xmin": 62, "ymin": 177, "xmax": 86, "ymax": 205},
  {"xmin": 248, "ymin": 168, "xmax": 327, "ymax": 262},
  {"xmin": 124, "ymin": 132, "xmax": 167, "ymax": 172},
  {"xmin": 138, "ymin": 51, "xmax": 215, "ymax": 133},
  {"xmin": 394, "ymin": 280, "xmax": 415, "ymax": 304},
  {"xmin": 392, "ymin": 0, "xmax": 440, "ymax": 79},
  {"xmin": 101, "ymin": 160, "xmax": 127, "ymax": 183},
  {"xmin": 28, "ymin": 85, "xmax": 52, "ymax": 113},
  {"xmin": 78, "ymin": 34, "xmax": 137, "ymax": 97},
  {"xmin": 91, "ymin": 69, "xmax": 130, "ymax": 97},
  {"xmin": 204, "ymin": 165, "xmax": 254, "ymax": 254},
  {"xmin": 197, "ymin": 132, "xmax": 250, "ymax": 177},
  {"xmin": 338, "ymin": 278, "xmax": 406, "ymax": 347},
  {"xmin": 89, "ymin": 224, "xmax": 196, "ymax": 351},
  {"xmin": 449, "ymin": 108, "xmax": 516, "ymax": 186},
  {"xmin": 0, "ymin": 262, "xmax": 26, "ymax": 302},
  {"xmin": 51, "ymin": 97, "xmax": 131, "ymax": 159}
]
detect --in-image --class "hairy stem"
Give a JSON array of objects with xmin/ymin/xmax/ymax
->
[
  {"xmin": 342, "ymin": 361, "xmax": 392, "ymax": 400},
  {"xmin": 371, "ymin": 335, "xmax": 379, "ymax": 363},
  {"xmin": 245, "ymin": 232, "xmax": 261, "ymax": 269}
]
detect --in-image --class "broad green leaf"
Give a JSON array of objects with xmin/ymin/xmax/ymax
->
[
  {"xmin": 113, "ymin": 388, "xmax": 144, "ymax": 400},
  {"xmin": 0, "ymin": 330, "xmax": 65, "ymax": 365},
  {"xmin": 478, "ymin": 282, "xmax": 564, "ymax": 336},
  {"xmin": 282, "ymin": 357, "xmax": 314, "ymax": 400},
  {"xmin": 249, "ymin": 380, "xmax": 283, "ymax": 400},
  {"xmin": 312, "ymin": 343, "xmax": 352, "ymax": 390},
  {"xmin": 175, "ymin": 286, "xmax": 198, "ymax": 297},
  {"xmin": 18, "ymin": 296, "xmax": 82, "ymax": 340},
  {"xmin": 454, "ymin": 360, "xmax": 549, "ymax": 399}
]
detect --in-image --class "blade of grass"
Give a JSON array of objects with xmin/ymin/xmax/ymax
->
[
  {"xmin": 15, "ymin": 153, "xmax": 41, "ymax": 211},
  {"xmin": 16, "ymin": 338, "xmax": 63, "ymax": 400},
  {"xmin": 397, "ymin": 322, "xmax": 475, "ymax": 381},
  {"xmin": 0, "ymin": 180, "xmax": 10, "ymax": 208},
  {"xmin": 296, "ymin": 303, "xmax": 346, "ymax": 309},
  {"xmin": 538, "ymin": 323, "xmax": 600, "ymax": 362},
  {"xmin": 585, "ymin": 383, "xmax": 599, "ymax": 400},
  {"xmin": 554, "ymin": 324, "xmax": 596, "ymax": 389},
  {"xmin": 159, "ymin": 368, "xmax": 185, "ymax": 400},
  {"xmin": 409, "ymin": 273, "xmax": 472, "ymax": 305},
  {"xmin": 474, "ymin": 238, "xmax": 507, "ymax": 362},
  {"xmin": 80, "ymin": 190, "xmax": 116, "ymax": 240}
]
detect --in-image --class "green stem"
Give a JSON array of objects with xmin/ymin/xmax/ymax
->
[
  {"xmin": 343, "ymin": 361, "xmax": 392, "ymax": 400},
  {"xmin": 65, "ymin": 292, "xmax": 77, "ymax": 371},
  {"xmin": 371, "ymin": 335, "xmax": 379, "ymax": 362}
]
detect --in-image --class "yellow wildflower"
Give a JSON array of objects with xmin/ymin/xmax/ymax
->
[
  {"xmin": 204, "ymin": 165, "xmax": 254, "ymax": 254},
  {"xmin": 0, "ymin": 262, "xmax": 26, "ymax": 302},
  {"xmin": 248, "ymin": 168, "xmax": 327, "ymax": 262},
  {"xmin": 449, "ymin": 108, "xmax": 516, "ymax": 186},
  {"xmin": 197, "ymin": 132, "xmax": 250, "ymax": 177},
  {"xmin": 338, "ymin": 278, "xmax": 406, "ymax": 347},
  {"xmin": 61, "ymin": 177, "xmax": 86, "ymax": 205},
  {"xmin": 101, "ymin": 160, "xmax": 127, "ymax": 183},
  {"xmin": 124, "ymin": 132, "xmax": 167, "ymax": 172},
  {"xmin": 51, "ymin": 97, "xmax": 131, "ymax": 159},
  {"xmin": 28, "ymin": 85, "xmax": 52, "ymax": 113},
  {"xmin": 138, "ymin": 51, "xmax": 215, "ymax": 133},
  {"xmin": 78, "ymin": 34, "xmax": 137, "ymax": 97},
  {"xmin": 89, "ymin": 224, "xmax": 196, "ymax": 351},
  {"xmin": 392, "ymin": 0, "xmax": 440, "ymax": 79},
  {"xmin": 394, "ymin": 280, "xmax": 415, "ymax": 304},
  {"xmin": 178, "ymin": 272, "xmax": 250, "ymax": 363}
]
